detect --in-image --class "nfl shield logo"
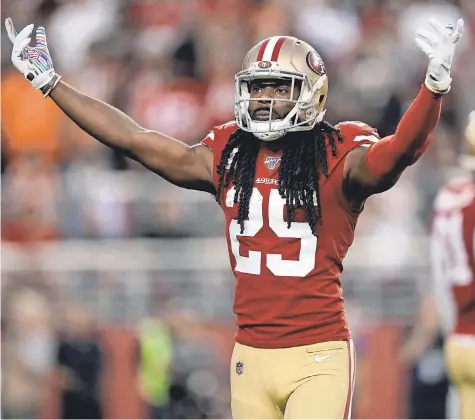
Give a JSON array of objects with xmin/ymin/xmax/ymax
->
[
  {"xmin": 236, "ymin": 361, "xmax": 243, "ymax": 375},
  {"xmin": 264, "ymin": 155, "xmax": 281, "ymax": 171}
]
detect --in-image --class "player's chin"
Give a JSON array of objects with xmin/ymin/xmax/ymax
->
[{"xmin": 251, "ymin": 114, "xmax": 282, "ymax": 122}]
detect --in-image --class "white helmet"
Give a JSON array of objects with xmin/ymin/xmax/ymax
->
[{"xmin": 234, "ymin": 36, "xmax": 328, "ymax": 141}]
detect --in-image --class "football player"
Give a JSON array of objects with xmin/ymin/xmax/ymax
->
[
  {"xmin": 5, "ymin": 17, "xmax": 464, "ymax": 419},
  {"xmin": 431, "ymin": 111, "xmax": 475, "ymax": 419}
]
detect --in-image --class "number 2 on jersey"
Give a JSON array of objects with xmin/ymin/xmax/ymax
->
[{"xmin": 226, "ymin": 187, "xmax": 318, "ymax": 277}]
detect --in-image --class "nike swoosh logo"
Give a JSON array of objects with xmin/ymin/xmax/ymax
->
[{"xmin": 314, "ymin": 353, "xmax": 336, "ymax": 363}]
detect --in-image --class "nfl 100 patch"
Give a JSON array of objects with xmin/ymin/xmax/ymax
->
[{"xmin": 264, "ymin": 155, "xmax": 281, "ymax": 171}]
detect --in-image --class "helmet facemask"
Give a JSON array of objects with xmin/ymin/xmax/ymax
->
[{"xmin": 234, "ymin": 67, "xmax": 327, "ymax": 141}]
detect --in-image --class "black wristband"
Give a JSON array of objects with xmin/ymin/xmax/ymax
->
[{"xmin": 40, "ymin": 73, "xmax": 61, "ymax": 96}]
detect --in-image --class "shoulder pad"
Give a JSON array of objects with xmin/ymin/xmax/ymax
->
[
  {"xmin": 214, "ymin": 121, "xmax": 238, "ymax": 137},
  {"xmin": 201, "ymin": 121, "xmax": 238, "ymax": 152},
  {"xmin": 324, "ymin": 121, "xmax": 380, "ymax": 175},
  {"xmin": 434, "ymin": 177, "xmax": 475, "ymax": 211},
  {"xmin": 336, "ymin": 121, "xmax": 380, "ymax": 146}
]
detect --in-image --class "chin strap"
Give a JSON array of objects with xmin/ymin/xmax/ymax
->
[{"xmin": 315, "ymin": 109, "xmax": 326, "ymax": 124}]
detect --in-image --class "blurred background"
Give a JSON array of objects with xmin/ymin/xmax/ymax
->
[{"xmin": 1, "ymin": 0, "xmax": 474, "ymax": 418}]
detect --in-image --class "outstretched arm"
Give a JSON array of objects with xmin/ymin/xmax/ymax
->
[
  {"xmin": 50, "ymin": 82, "xmax": 214, "ymax": 192},
  {"xmin": 344, "ymin": 18, "xmax": 463, "ymax": 199},
  {"xmin": 345, "ymin": 85, "xmax": 442, "ymax": 197},
  {"xmin": 4, "ymin": 18, "xmax": 214, "ymax": 193}
]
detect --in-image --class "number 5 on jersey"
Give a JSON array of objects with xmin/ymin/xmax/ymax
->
[{"xmin": 227, "ymin": 187, "xmax": 318, "ymax": 277}]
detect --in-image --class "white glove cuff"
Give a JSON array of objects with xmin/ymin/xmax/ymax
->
[
  {"xmin": 29, "ymin": 68, "xmax": 56, "ymax": 89},
  {"xmin": 424, "ymin": 73, "xmax": 452, "ymax": 94}
]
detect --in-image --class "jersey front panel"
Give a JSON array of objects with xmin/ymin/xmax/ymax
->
[
  {"xmin": 432, "ymin": 177, "xmax": 475, "ymax": 335},
  {"xmin": 202, "ymin": 121, "xmax": 379, "ymax": 348}
]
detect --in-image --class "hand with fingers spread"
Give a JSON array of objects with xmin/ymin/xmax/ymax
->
[
  {"xmin": 415, "ymin": 17, "xmax": 464, "ymax": 94},
  {"xmin": 5, "ymin": 17, "xmax": 60, "ymax": 95}
]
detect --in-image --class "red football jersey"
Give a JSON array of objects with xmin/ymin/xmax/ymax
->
[
  {"xmin": 201, "ymin": 121, "xmax": 380, "ymax": 348},
  {"xmin": 431, "ymin": 176, "xmax": 475, "ymax": 336}
]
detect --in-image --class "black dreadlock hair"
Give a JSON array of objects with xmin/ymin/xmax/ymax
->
[{"xmin": 216, "ymin": 121, "xmax": 343, "ymax": 236}]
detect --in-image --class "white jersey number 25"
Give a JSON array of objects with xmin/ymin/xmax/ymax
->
[{"xmin": 226, "ymin": 187, "xmax": 317, "ymax": 277}]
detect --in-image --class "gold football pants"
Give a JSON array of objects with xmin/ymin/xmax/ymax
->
[
  {"xmin": 230, "ymin": 340, "xmax": 355, "ymax": 419},
  {"xmin": 445, "ymin": 334, "xmax": 475, "ymax": 419}
]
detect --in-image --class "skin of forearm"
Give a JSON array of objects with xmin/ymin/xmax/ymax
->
[
  {"xmin": 49, "ymin": 80, "xmax": 214, "ymax": 192},
  {"xmin": 50, "ymin": 81, "xmax": 144, "ymax": 153}
]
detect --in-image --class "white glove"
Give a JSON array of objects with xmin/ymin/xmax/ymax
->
[
  {"xmin": 5, "ymin": 17, "xmax": 56, "ymax": 90},
  {"xmin": 415, "ymin": 17, "xmax": 464, "ymax": 94}
]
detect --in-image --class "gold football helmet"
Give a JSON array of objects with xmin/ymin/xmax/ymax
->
[
  {"xmin": 460, "ymin": 111, "xmax": 475, "ymax": 170},
  {"xmin": 234, "ymin": 36, "xmax": 328, "ymax": 141}
]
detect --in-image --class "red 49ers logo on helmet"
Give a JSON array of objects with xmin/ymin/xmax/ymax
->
[{"xmin": 306, "ymin": 51, "xmax": 325, "ymax": 76}]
